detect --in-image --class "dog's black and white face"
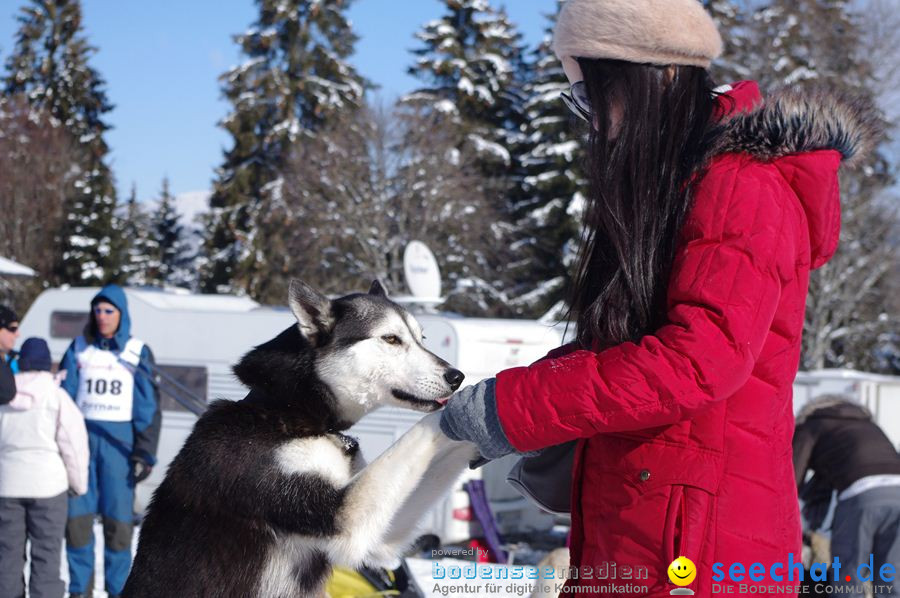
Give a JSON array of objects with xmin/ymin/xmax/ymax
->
[{"xmin": 289, "ymin": 279, "xmax": 464, "ymax": 423}]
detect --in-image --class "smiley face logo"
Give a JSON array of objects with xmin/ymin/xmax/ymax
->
[{"xmin": 668, "ymin": 556, "xmax": 697, "ymax": 586}]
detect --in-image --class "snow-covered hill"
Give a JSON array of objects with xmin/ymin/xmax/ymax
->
[{"xmin": 174, "ymin": 190, "xmax": 211, "ymax": 227}]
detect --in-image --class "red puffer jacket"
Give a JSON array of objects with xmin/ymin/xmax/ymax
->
[{"xmin": 495, "ymin": 82, "xmax": 878, "ymax": 596}]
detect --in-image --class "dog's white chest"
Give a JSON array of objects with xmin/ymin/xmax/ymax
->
[
  {"xmin": 258, "ymin": 536, "xmax": 329, "ymax": 597},
  {"xmin": 274, "ymin": 435, "xmax": 355, "ymax": 485}
]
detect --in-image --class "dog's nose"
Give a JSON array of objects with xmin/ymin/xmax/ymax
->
[{"xmin": 443, "ymin": 368, "xmax": 465, "ymax": 391}]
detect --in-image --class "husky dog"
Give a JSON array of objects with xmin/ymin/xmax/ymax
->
[{"xmin": 122, "ymin": 280, "xmax": 477, "ymax": 598}]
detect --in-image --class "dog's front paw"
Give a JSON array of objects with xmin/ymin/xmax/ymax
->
[
  {"xmin": 419, "ymin": 410, "xmax": 444, "ymax": 433},
  {"xmin": 408, "ymin": 411, "xmax": 445, "ymax": 443},
  {"xmin": 395, "ymin": 411, "xmax": 455, "ymax": 463},
  {"xmin": 428, "ymin": 439, "xmax": 481, "ymax": 473},
  {"xmin": 449, "ymin": 441, "xmax": 481, "ymax": 464}
]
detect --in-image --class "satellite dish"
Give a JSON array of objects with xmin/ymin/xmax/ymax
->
[{"xmin": 403, "ymin": 241, "xmax": 442, "ymax": 299}]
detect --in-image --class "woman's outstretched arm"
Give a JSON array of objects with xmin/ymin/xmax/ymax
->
[
  {"xmin": 442, "ymin": 160, "xmax": 796, "ymax": 455},
  {"xmin": 496, "ymin": 161, "xmax": 793, "ymax": 451}
]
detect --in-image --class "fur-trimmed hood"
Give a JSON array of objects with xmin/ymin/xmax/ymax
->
[
  {"xmin": 709, "ymin": 81, "xmax": 882, "ymax": 268},
  {"xmin": 714, "ymin": 82, "xmax": 881, "ymax": 168}
]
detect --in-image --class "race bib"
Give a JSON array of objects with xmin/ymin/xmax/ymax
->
[{"xmin": 74, "ymin": 336, "xmax": 143, "ymax": 422}]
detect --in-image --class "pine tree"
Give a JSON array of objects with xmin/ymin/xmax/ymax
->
[
  {"xmin": 202, "ymin": 0, "xmax": 367, "ymax": 300},
  {"xmin": 752, "ymin": 0, "xmax": 874, "ymax": 91},
  {"xmin": 119, "ymin": 183, "xmax": 155, "ymax": 286},
  {"xmin": 146, "ymin": 177, "xmax": 191, "ymax": 288},
  {"xmin": 4, "ymin": 0, "xmax": 120, "ymax": 285},
  {"xmin": 751, "ymin": 0, "xmax": 896, "ymax": 372},
  {"xmin": 507, "ymin": 0, "xmax": 585, "ymax": 318},
  {"xmin": 703, "ymin": 0, "xmax": 754, "ymax": 84},
  {"xmin": 403, "ymin": 0, "xmax": 528, "ymax": 314},
  {"xmin": 405, "ymin": 0, "xmax": 527, "ymax": 175}
]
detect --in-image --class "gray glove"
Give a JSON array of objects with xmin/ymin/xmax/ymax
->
[{"xmin": 440, "ymin": 378, "xmax": 523, "ymax": 460}]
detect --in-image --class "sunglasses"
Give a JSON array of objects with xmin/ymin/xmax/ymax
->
[
  {"xmin": 93, "ymin": 307, "xmax": 117, "ymax": 316},
  {"xmin": 560, "ymin": 81, "xmax": 592, "ymax": 122},
  {"xmin": 2, "ymin": 325, "xmax": 18, "ymax": 333}
]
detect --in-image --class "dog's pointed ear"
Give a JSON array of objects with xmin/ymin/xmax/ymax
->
[
  {"xmin": 288, "ymin": 279, "xmax": 334, "ymax": 345},
  {"xmin": 368, "ymin": 279, "xmax": 387, "ymax": 298}
]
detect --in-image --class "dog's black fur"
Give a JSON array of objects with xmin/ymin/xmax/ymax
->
[{"xmin": 121, "ymin": 287, "xmax": 406, "ymax": 597}]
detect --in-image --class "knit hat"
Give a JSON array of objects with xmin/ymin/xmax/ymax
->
[
  {"xmin": 18, "ymin": 337, "xmax": 52, "ymax": 372},
  {"xmin": 553, "ymin": 0, "xmax": 723, "ymax": 82},
  {"xmin": 0, "ymin": 305, "xmax": 18, "ymax": 329}
]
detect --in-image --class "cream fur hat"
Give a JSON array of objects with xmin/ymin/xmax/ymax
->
[{"xmin": 553, "ymin": 0, "xmax": 723, "ymax": 82}]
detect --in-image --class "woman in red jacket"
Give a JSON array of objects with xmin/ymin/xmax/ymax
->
[{"xmin": 439, "ymin": 0, "xmax": 879, "ymax": 595}]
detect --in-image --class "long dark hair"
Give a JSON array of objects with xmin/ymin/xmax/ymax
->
[{"xmin": 569, "ymin": 58, "xmax": 723, "ymax": 350}]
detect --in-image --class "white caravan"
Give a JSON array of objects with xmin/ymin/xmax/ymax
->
[{"xmin": 17, "ymin": 286, "xmax": 563, "ymax": 543}]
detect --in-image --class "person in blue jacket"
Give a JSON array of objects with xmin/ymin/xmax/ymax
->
[
  {"xmin": 59, "ymin": 285, "xmax": 160, "ymax": 598},
  {"xmin": 1, "ymin": 304, "xmax": 20, "ymax": 376},
  {"xmin": 0, "ymin": 305, "xmax": 19, "ymax": 404}
]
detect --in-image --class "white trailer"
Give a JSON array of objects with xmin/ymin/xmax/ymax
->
[{"xmin": 17, "ymin": 286, "xmax": 563, "ymax": 543}]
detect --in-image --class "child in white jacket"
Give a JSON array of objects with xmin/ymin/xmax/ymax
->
[{"xmin": 0, "ymin": 337, "xmax": 89, "ymax": 598}]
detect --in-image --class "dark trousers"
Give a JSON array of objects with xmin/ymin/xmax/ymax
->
[
  {"xmin": 0, "ymin": 492, "xmax": 68, "ymax": 598},
  {"xmin": 831, "ymin": 485, "xmax": 900, "ymax": 597}
]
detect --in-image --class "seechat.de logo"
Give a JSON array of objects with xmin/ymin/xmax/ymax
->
[{"xmin": 668, "ymin": 556, "xmax": 697, "ymax": 595}]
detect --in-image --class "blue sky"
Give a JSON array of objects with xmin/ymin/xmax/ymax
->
[{"xmin": 0, "ymin": 0, "xmax": 556, "ymax": 202}]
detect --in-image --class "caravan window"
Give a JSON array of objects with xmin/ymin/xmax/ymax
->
[
  {"xmin": 50, "ymin": 311, "xmax": 90, "ymax": 339},
  {"xmin": 155, "ymin": 365, "xmax": 208, "ymax": 413}
]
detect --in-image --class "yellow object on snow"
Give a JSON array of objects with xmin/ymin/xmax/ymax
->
[{"xmin": 324, "ymin": 566, "xmax": 400, "ymax": 597}]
